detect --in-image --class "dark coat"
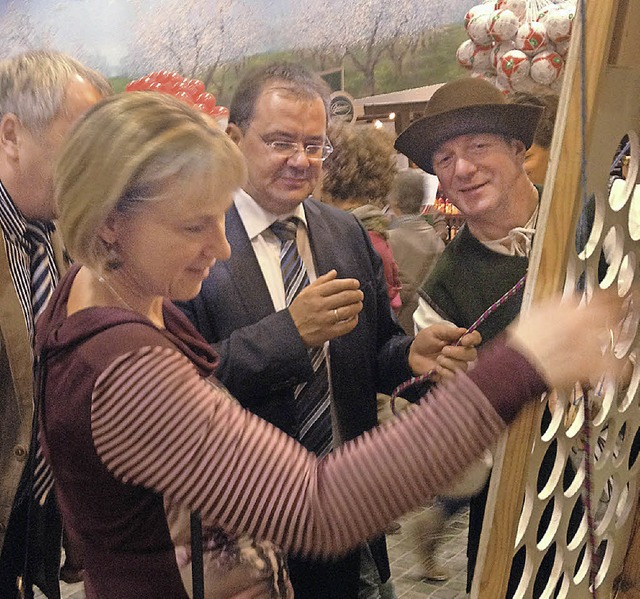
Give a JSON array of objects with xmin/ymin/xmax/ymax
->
[{"xmin": 179, "ymin": 197, "xmax": 415, "ymax": 597}]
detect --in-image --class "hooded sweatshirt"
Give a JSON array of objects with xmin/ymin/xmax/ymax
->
[{"xmin": 35, "ymin": 266, "xmax": 545, "ymax": 598}]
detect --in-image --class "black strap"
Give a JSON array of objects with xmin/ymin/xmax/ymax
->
[{"xmin": 190, "ymin": 512, "xmax": 204, "ymax": 599}]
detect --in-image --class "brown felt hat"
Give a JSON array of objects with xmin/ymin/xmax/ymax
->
[{"xmin": 394, "ymin": 77, "xmax": 544, "ymax": 175}]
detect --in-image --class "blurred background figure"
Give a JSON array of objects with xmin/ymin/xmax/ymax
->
[
  {"xmin": 420, "ymin": 181, "xmax": 449, "ymax": 243},
  {"xmin": 322, "ymin": 121, "xmax": 402, "ymax": 315},
  {"xmin": 508, "ymin": 91, "xmax": 559, "ymax": 186},
  {"xmin": 387, "ymin": 169, "xmax": 445, "ymax": 335}
]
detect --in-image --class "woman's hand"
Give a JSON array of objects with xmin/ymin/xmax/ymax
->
[{"xmin": 507, "ymin": 291, "xmax": 628, "ymax": 389}]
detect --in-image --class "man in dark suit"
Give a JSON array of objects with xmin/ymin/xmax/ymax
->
[{"xmin": 179, "ymin": 62, "xmax": 478, "ymax": 599}]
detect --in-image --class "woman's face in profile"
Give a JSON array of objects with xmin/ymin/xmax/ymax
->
[{"xmin": 110, "ymin": 175, "xmax": 234, "ymax": 302}]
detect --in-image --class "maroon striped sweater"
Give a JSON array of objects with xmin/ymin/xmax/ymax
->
[{"xmin": 36, "ymin": 266, "xmax": 545, "ymax": 598}]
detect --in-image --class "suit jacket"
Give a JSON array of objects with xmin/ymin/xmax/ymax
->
[
  {"xmin": 179, "ymin": 198, "xmax": 415, "ymax": 592},
  {"xmin": 0, "ymin": 227, "xmax": 67, "ymax": 552},
  {"xmin": 182, "ymin": 198, "xmax": 413, "ymax": 443}
]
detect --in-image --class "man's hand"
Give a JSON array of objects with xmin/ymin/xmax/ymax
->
[
  {"xmin": 408, "ymin": 324, "xmax": 482, "ymax": 381},
  {"xmin": 288, "ymin": 270, "xmax": 364, "ymax": 347}
]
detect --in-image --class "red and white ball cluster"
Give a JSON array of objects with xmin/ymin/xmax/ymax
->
[
  {"xmin": 458, "ymin": 0, "xmax": 575, "ymax": 94},
  {"xmin": 126, "ymin": 71, "xmax": 230, "ymax": 129}
]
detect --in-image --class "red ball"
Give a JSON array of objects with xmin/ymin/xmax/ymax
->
[
  {"xmin": 195, "ymin": 91, "xmax": 217, "ymax": 109},
  {"xmin": 185, "ymin": 78, "xmax": 206, "ymax": 98},
  {"xmin": 125, "ymin": 79, "xmax": 142, "ymax": 92},
  {"xmin": 154, "ymin": 70, "xmax": 173, "ymax": 84},
  {"xmin": 174, "ymin": 90, "xmax": 195, "ymax": 105}
]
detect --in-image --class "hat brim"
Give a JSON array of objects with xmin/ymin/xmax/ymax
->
[{"xmin": 394, "ymin": 104, "xmax": 543, "ymax": 175}]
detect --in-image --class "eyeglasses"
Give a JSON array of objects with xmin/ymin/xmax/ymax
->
[{"xmin": 262, "ymin": 138, "xmax": 334, "ymax": 162}]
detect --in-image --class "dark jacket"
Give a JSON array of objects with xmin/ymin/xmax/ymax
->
[{"xmin": 179, "ymin": 197, "xmax": 414, "ymax": 595}]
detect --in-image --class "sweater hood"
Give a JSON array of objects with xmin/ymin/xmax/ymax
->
[
  {"xmin": 35, "ymin": 265, "xmax": 218, "ymax": 376},
  {"xmin": 350, "ymin": 204, "xmax": 391, "ymax": 237}
]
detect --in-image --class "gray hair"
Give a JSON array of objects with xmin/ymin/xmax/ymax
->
[
  {"xmin": 0, "ymin": 49, "xmax": 111, "ymax": 134},
  {"xmin": 389, "ymin": 169, "xmax": 426, "ymax": 215}
]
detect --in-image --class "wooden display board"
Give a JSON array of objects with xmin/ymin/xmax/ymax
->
[{"xmin": 472, "ymin": 1, "xmax": 640, "ymax": 597}]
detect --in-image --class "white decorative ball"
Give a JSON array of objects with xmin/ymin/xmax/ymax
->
[
  {"xmin": 498, "ymin": 49, "xmax": 531, "ymax": 83},
  {"xmin": 456, "ymin": 39, "xmax": 476, "ymax": 69},
  {"xmin": 470, "ymin": 45, "xmax": 493, "ymax": 72},
  {"xmin": 467, "ymin": 13, "xmax": 493, "ymax": 46},
  {"xmin": 456, "ymin": 40, "xmax": 491, "ymax": 71},
  {"xmin": 464, "ymin": 3, "xmax": 494, "ymax": 29},
  {"xmin": 530, "ymin": 50, "xmax": 564, "ymax": 85},
  {"xmin": 494, "ymin": 73, "xmax": 514, "ymax": 94},
  {"xmin": 490, "ymin": 40, "xmax": 515, "ymax": 70},
  {"xmin": 553, "ymin": 39, "xmax": 572, "ymax": 57},
  {"xmin": 510, "ymin": 75, "xmax": 551, "ymax": 94},
  {"xmin": 535, "ymin": 6, "xmax": 555, "ymax": 22},
  {"xmin": 494, "ymin": 0, "xmax": 527, "ymax": 21},
  {"xmin": 488, "ymin": 9, "xmax": 520, "ymax": 43},
  {"xmin": 540, "ymin": 8, "xmax": 574, "ymax": 43},
  {"xmin": 550, "ymin": 73, "xmax": 565, "ymax": 93},
  {"xmin": 515, "ymin": 21, "xmax": 548, "ymax": 55},
  {"xmin": 457, "ymin": 40, "xmax": 494, "ymax": 72}
]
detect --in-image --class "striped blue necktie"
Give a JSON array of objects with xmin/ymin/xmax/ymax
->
[
  {"xmin": 27, "ymin": 224, "xmax": 55, "ymax": 323},
  {"xmin": 26, "ymin": 224, "xmax": 56, "ymax": 504},
  {"xmin": 270, "ymin": 218, "xmax": 332, "ymax": 457}
]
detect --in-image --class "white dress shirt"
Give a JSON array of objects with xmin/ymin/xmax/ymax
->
[{"xmin": 234, "ymin": 189, "xmax": 318, "ymax": 310}]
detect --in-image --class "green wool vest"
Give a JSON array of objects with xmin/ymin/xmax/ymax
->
[{"xmin": 418, "ymin": 225, "xmax": 528, "ymax": 343}]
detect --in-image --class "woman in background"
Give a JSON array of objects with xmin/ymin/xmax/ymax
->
[{"xmin": 321, "ymin": 121, "xmax": 402, "ymax": 313}]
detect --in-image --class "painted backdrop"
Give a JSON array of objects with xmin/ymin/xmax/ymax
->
[{"xmin": 0, "ymin": 0, "xmax": 476, "ymax": 102}]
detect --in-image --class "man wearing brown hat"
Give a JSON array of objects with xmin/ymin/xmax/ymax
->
[{"xmin": 395, "ymin": 76, "xmax": 544, "ymax": 594}]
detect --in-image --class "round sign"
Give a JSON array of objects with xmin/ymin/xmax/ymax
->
[{"xmin": 330, "ymin": 91, "xmax": 356, "ymax": 123}]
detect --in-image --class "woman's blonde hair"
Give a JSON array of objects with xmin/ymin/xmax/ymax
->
[{"xmin": 56, "ymin": 92, "xmax": 246, "ymax": 269}]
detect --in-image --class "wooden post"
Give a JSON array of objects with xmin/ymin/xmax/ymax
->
[{"xmin": 472, "ymin": 1, "xmax": 640, "ymax": 597}]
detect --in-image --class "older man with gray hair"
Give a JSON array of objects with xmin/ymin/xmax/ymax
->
[{"xmin": 0, "ymin": 50, "xmax": 109, "ymax": 599}]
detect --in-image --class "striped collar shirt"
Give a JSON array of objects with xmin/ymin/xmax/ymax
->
[{"xmin": 0, "ymin": 180, "xmax": 59, "ymax": 344}]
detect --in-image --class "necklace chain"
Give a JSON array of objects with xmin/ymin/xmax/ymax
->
[{"xmin": 95, "ymin": 271, "xmax": 137, "ymax": 313}]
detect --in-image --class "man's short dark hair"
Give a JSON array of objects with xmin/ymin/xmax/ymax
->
[{"xmin": 229, "ymin": 62, "xmax": 331, "ymax": 130}]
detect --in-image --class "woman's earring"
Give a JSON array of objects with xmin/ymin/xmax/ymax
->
[{"xmin": 104, "ymin": 240, "xmax": 122, "ymax": 270}]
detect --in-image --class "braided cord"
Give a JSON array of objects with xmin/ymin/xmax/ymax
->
[
  {"xmin": 577, "ymin": 0, "xmax": 598, "ymax": 593},
  {"xmin": 581, "ymin": 384, "xmax": 598, "ymax": 592},
  {"xmin": 390, "ymin": 273, "xmax": 527, "ymax": 413}
]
